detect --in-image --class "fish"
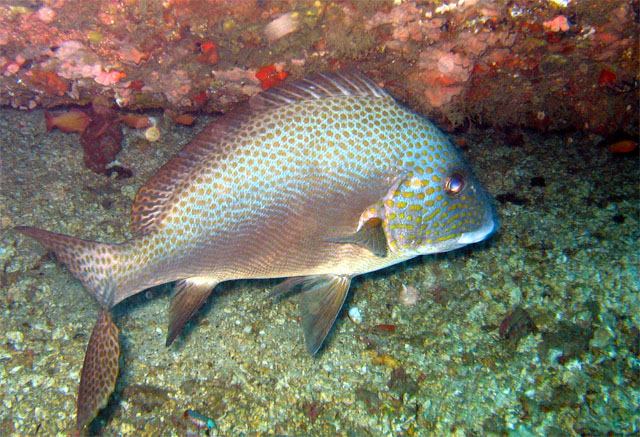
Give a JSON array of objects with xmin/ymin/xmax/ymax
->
[
  {"xmin": 16, "ymin": 70, "xmax": 495, "ymax": 429},
  {"xmin": 44, "ymin": 109, "xmax": 91, "ymax": 133},
  {"xmin": 172, "ymin": 113, "xmax": 196, "ymax": 126},
  {"xmin": 607, "ymin": 139, "xmax": 637, "ymax": 154},
  {"xmin": 184, "ymin": 409, "xmax": 216, "ymax": 429},
  {"xmin": 117, "ymin": 113, "xmax": 152, "ymax": 129}
]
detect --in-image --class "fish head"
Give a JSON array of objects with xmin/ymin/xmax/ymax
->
[{"xmin": 382, "ymin": 140, "xmax": 495, "ymax": 257}]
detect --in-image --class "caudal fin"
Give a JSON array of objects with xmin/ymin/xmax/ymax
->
[
  {"xmin": 43, "ymin": 110, "xmax": 55, "ymax": 131},
  {"xmin": 17, "ymin": 226, "xmax": 124, "ymax": 429},
  {"xmin": 77, "ymin": 308, "xmax": 120, "ymax": 429},
  {"xmin": 15, "ymin": 226, "xmax": 121, "ymax": 309}
]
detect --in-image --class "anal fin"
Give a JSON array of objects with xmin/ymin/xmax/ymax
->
[
  {"xmin": 327, "ymin": 217, "xmax": 388, "ymax": 257},
  {"xmin": 166, "ymin": 278, "xmax": 217, "ymax": 346},
  {"xmin": 277, "ymin": 275, "xmax": 352, "ymax": 355},
  {"xmin": 77, "ymin": 308, "xmax": 120, "ymax": 429}
]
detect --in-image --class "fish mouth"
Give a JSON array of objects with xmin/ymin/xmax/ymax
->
[
  {"xmin": 457, "ymin": 208, "xmax": 496, "ymax": 245},
  {"xmin": 400, "ymin": 208, "xmax": 496, "ymax": 257}
]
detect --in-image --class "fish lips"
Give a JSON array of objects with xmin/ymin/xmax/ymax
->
[
  {"xmin": 400, "ymin": 207, "xmax": 496, "ymax": 256},
  {"xmin": 457, "ymin": 208, "xmax": 496, "ymax": 245}
]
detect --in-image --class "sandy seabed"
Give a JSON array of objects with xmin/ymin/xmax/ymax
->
[{"xmin": 1, "ymin": 108, "xmax": 638, "ymax": 435}]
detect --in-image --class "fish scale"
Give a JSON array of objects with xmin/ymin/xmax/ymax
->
[{"xmin": 16, "ymin": 70, "xmax": 495, "ymax": 429}]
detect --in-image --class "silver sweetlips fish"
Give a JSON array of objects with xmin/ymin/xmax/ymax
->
[{"xmin": 17, "ymin": 70, "xmax": 495, "ymax": 429}]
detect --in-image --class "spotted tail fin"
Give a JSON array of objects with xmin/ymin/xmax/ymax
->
[
  {"xmin": 17, "ymin": 227, "xmax": 124, "ymax": 429},
  {"xmin": 15, "ymin": 226, "xmax": 122, "ymax": 309},
  {"xmin": 77, "ymin": 308, "xmax": 120, "ymax": 429}
]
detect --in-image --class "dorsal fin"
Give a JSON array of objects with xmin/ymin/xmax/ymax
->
[
  {"xmin": 130, "ymin": 70, "xmax": 389, "ymax": 235},
  {"xmin": 248, "ymin": 69, "xmax": 388, "ymax": 110},
  {"xmin": 129, "ymin": 117, "xmax": 242, "ymax": 235}
]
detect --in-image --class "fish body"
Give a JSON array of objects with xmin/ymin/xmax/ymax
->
[
  {"xmin": 172, "ymin": 113, "xmax": 196, "ymax": 125},
  {"xmin": 17, "ymin": 71, "xmax": 495, "ymax": 428},
  {"xmin": 607, "ymin": 139, "xmax": 637, "ymax": 154},
  {"xmin": 117, "ymin": 113, "xmax": 152, "ymax": 129},
  {"xmin": 44, "ymin": 109, "xmax": 91, "ymax": 133}
]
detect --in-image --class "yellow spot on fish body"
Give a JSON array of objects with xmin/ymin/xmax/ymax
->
[
  {"xmin": 409, "ymin": 177, "xmax": 422, "ymax": 188},
  {"xmin": 436, "ymin": 233, "xmax": 459, "ymax": 242},
  {"xmin": 390, "ymin": 223, "xmax": 415, "ymax": 230},
  {"xmin": 446, "ymin": 214, "xmax": 460, "ymax": 225},
  {"xmin": 423, "ymin": 208, "xmax": 441, "ymax": 221}
]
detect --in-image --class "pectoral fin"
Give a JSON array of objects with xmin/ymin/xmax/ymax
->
[
  {"xmin": 327, "ymin": 217, "xmax": 388, "ymax": 257},
  {"xmin": 276, "ymin": 275, "xmax": 352, "ymax": 354},
  {"xmin": 166, "ymin": 278, "xmax": 217, "ymax": 346},
  {"xmin": 76, "ymin": 308, "xmax": 120, "ymax": 429}
]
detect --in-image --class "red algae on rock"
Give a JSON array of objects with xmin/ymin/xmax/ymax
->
[
  {"xmin": 598, "ymin": 69, "xmax": 617, "ymax": 87},
  {"xmin": 543, "ymin": 16, "xmax": 570, "ymax": 33},
  {"xmin": 195, "ymin": 41, "xmax": 219, "ymax": 65},
  {"xmin": 0, "ymin": 0, "xmax": 635, "ymax": 136},
  {"xmin": 29, "ymin": 70, "xmax": 70, "ymax": 96},
  {"xmin": 255, "ymin": 65, "xmax": 289, "ymax": 90}
]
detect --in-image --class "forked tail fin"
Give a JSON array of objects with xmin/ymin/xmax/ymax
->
[
  {"xmin": 15, "ymin": 226, "xmax": 122, "ymax": 309},
  {"xmin": 17, "ymin": 226, "xmax": 124, "ymax": 429}
]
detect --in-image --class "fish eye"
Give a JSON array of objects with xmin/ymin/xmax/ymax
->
[{"xmin": 444, "ymin": 172, "xmax": 465, "ymax": 196}]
